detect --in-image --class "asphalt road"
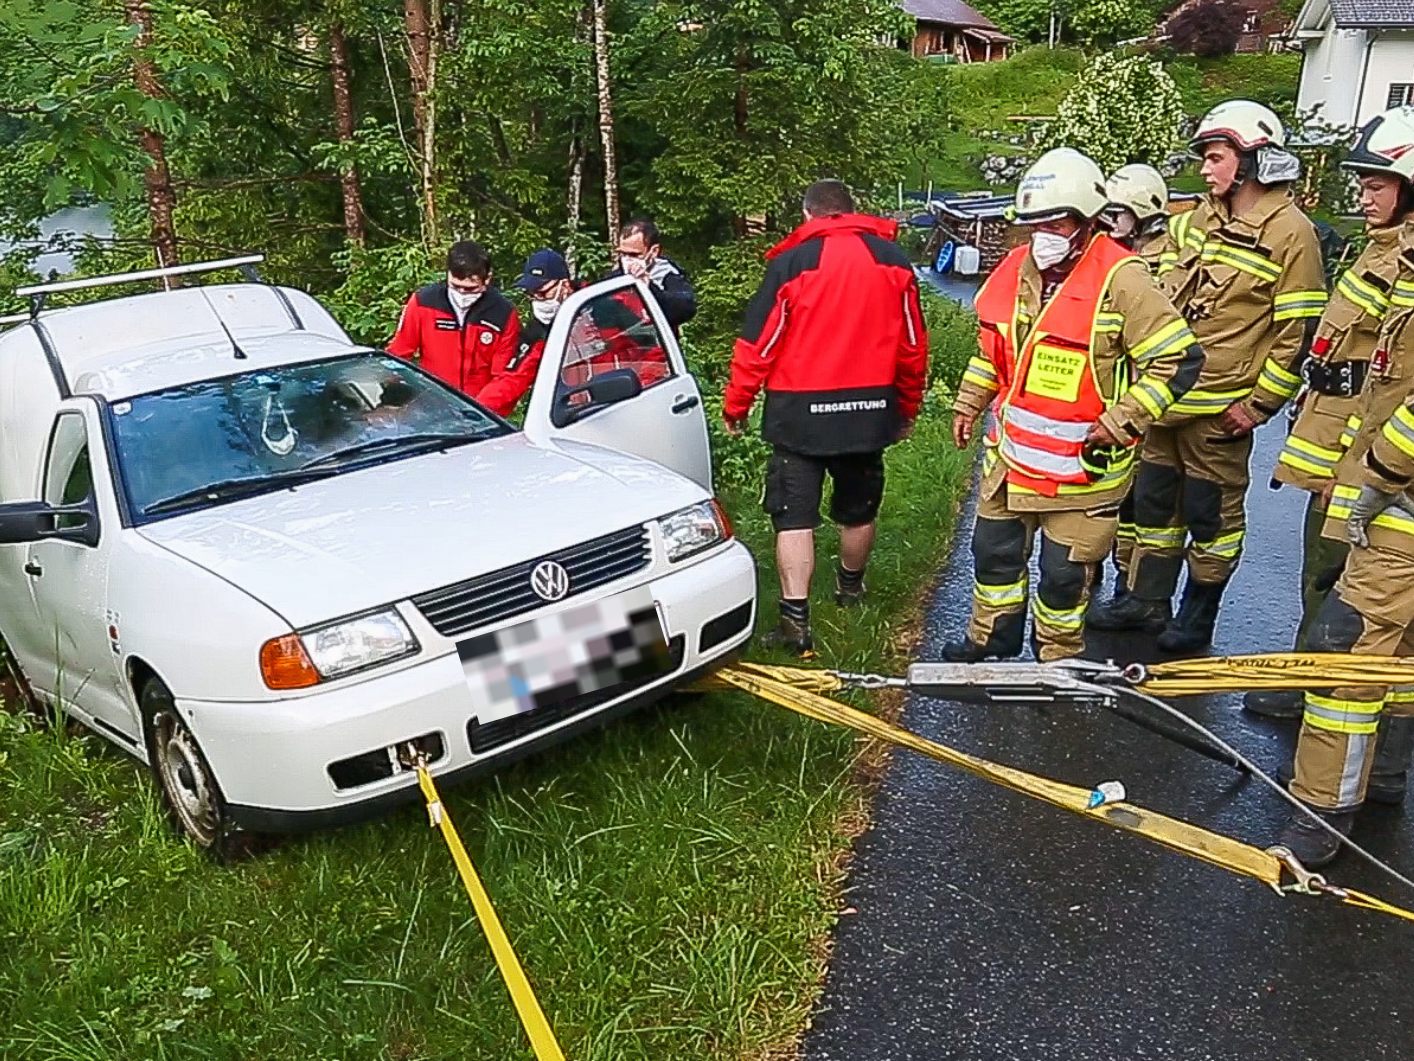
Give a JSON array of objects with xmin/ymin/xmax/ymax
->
[{"xmin": 803, "ymin": 420, "xmax": 1414, "ymax": 1061}]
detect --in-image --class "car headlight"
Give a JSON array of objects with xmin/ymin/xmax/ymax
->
[
  {"xmin": 658, "ymin": 499, "xmax": 733, "ymax": 563},
  {"xmin": 260, "ymin": 608, "xmax": 419, "ymax": 689}
]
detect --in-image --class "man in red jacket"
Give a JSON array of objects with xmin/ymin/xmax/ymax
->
[
  {"xmin": 724, "ymin": 180, "xmax": 929, "ymax": 653},
  {"xmin": 387, "ymin": 241, "xmax": 524, "ymax": 415}
]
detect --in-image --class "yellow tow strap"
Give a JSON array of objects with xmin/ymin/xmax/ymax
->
[
  {"xmin": 415, "ymin": 763, "xmax": 567, "ymax": 1061},
  {"xmin": 1137, "ymin": 652, "xmax": 1414, "ymax": 697},
  {"xmin": 705, "ymin": 662, "xmax": 1414, "ymax": 923}
]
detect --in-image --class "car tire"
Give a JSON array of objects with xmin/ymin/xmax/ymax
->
[{"xmin": 140, "ymin": 676, "xmax": 262, "ymax": 860}]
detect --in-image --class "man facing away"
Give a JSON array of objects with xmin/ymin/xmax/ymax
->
[{"xmin": 723, "ymin": 179, "xmax": 928, "ymax": 654}]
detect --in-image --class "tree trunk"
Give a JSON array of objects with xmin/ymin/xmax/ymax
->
[
  {"xmin": 328, "ymin": 20, "xmax": 366, "ymax": 248},
  {"xmin": 731, "ymin": 45, "xmax": 750, "ymax": 238},
  {"xmin": 591, "ymin": 0, "xmax": 619, "ymax": 243},
  {"xmin": 566, "ymin": 128, "xmax": 585, "ymax": 273},
  {"xmin": 124, "ymin": 0, "xmax": 180, "ymax": 276},
  {"xmin": 405, "ymin": 0, "xmax": 438, "ymax": 247}
]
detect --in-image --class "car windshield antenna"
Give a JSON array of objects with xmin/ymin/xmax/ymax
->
[{"xmin": 196, "ymin": 285, "xmax": 248, "ymax": 359}]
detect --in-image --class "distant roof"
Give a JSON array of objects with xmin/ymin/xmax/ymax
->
[
  {"xmin": 1329, "ymin": 0, "xmax": 1414, "ymax": 27},
  {"xmin": 899, "ymin": 0, "xmax": 1005, "ymax": 32}
]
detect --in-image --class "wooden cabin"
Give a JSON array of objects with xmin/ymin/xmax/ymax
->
[{"xmin": 901, "ymin": 0, "xmax": 1015, "ymax": 62}]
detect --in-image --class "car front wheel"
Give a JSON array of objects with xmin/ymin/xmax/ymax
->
[{"xmin": 141, "ymin": 676, "xmax": 240, "ymax": 855}]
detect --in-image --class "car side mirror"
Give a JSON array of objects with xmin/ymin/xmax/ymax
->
[
  {"xmin": 0, "ymin": 501, "xmax": 99, "ymax": 548},
  {"xmin": 552, "ymin": 369, "xmax": 644, "ymax": 427}
]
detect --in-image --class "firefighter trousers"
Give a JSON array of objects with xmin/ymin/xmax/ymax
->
[
  {"xmin": 1113, "ymin": 486, "xmax": 1137, "ymax": 582},
  {"xmin": 966, "ymin": 482, "xmax": 1116, "ymax": 662},
  {"xmin": 1128, "ymin": 418, "xmax": 1252, "ymax": 599},
  {"xmin": 1295, "ymin": 491, "xmax": 1348, "ymax": 648},
  {"xmin": 1291, "ymin": 544, "xmax": 1414, "ymax": 810}
]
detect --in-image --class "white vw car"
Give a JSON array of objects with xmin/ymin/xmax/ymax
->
[{"xmin": 0, "ymin": 257, "xmax": 756, "ymax": 853}]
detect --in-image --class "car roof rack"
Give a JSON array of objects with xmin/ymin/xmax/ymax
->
[{"xmin": 15, "ymin": 254, "xmax": 265, "ymax": 318}]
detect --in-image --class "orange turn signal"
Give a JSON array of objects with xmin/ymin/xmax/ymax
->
[
  {"xmin": 260, "ymin": 634, "xmax": 321, "ymax": 690},
  {"xmin": 711, "ymin": 497, "xmax": 734, "ymax": 541}
]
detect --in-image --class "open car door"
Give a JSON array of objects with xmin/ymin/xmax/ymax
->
[{"xmin": 522, "ymin": 276, "xmax": 712, "ymax": 489}]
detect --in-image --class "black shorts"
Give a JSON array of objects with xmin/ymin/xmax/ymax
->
[{"xmin": 763, "ymin": 447, "xmax": 886, "ymax": 532}]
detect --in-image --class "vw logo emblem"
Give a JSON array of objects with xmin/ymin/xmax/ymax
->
[{"xmin": 530, "ymin": 560, "xmax": 570, "ymax": 602}]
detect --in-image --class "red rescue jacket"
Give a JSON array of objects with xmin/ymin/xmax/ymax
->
[
  {"xmin": 724, "ymin": 214, "xmax": 928, "ymax": 455},
  {"xmin": 388, "ymin": 282, "xmax": 523, "ymax": 413}
]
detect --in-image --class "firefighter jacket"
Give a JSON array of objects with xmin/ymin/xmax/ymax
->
[
  {"xmin": 724, "ymin": 213, "xmax": 928, "ymax": 456},
  {"xmin": 1274, "ymin": 221, "xmax": 1409, "ymax": 491},
  {"xmin": 1323, "ymin": 229, "xmax": 1414, "ymax": 555},
  {"xmin": 956, "ymin": 234, "xmax": 1204, "ymax": 513},
  {"xmin": 1158, "ymin": 186, "xmax": 1327, "ymax": 424},
  {"xmin": 1133, "ymin": 221, "xmax": 1173, "ymax": 275},
  {"xmin": 388, "ymin": 282, "xmax": 522, "ymax": 408}
]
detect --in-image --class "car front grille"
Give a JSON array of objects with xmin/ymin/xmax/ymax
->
[{"xmin": 411, "ymin": 524, "xmax": 652, "ymax": 638}]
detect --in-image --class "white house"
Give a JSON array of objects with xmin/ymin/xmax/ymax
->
[{"xmin": 1292, "ymin": 0, "xmax": 1414, "ymax": 130}]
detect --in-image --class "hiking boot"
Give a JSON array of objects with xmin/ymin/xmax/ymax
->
[
  {"xmin": 941, "ymin": 637, "xmax": 990, "ymax": 663},
  {"xmin": 1085, "ymin": 593, "xmax": 1171, "ymax": 633},
  {"xmin": 834, "ymin": 570, "xmax": 866, "ymax": 608},
  {"xmin": 1157, "ymin": 579, "xmax": 1227, "ymax": 654},
  {"xmin": 761, "ymin": 615, "xmax": 814, "ymax": 657},
  {"xmin": 1277, "ymin": 803, "xmax": 1357, "ymax": 869},
  {"xmin": 1369, "ymin": 715, "xmax": 1414, "ymax": 806},
  {"xmin": 1242, "ymin": 689, "xmax": 1303, "ymax": 720}
]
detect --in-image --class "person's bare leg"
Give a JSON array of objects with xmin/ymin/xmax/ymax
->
[
  {"xmin": 776, "ymin": 529, "xmax": 816, "ymax": 600},
  {"xmin": 839, "ymin": 521, "xmax": 877, "ymax": 573}
]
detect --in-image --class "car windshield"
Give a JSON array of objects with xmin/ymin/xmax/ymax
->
[{"xmin": 111, "ymin": 354, "xmax": 509, "ymax": 522}]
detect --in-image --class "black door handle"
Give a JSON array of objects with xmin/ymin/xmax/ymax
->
[
  {"xmin": 671, "ymin": 395, "xmax": 701, "ymax": 415},
  {"xmin": 24, "ymin": 561, "xmax": 42, "ymax": 578}
]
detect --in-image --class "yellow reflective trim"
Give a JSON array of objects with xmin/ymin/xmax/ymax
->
[
  {"xmin": 1336, "ymin": 270, "xmax": 1389, "ymax": 319},
  {"xmin": 1168, "ymin": 385, "xmax": 1250, "ymax": 415},
  {"xmin": 1127, "ymin": 317, "xmax": 1192, "ymax": 364},
  {"xmin": 1258, "ymin": 357, "xmax": 1302, "ymax": 399},
  {"xmin": 1329, "ymin": 485, "xmax": 1414, "ymax": 534},
  {"xmin": 973, "ymin": 579, "xmax": 1027, "ymax": 608},
  {"xmin": 1380, "ymin": 409, "xmax": 1414, "ymax": 460},
  {"xmin": 1303, "ymin": 692, "xmax": 1383, "ymax": 735},
  {"xmin": 1201, "ymin": 242, "xmax": 1281, "ymax": 282},
  {"xmin": 1393, "ymin": 280, "xmax": 1414, "ymax": 308},
  {"xmin": 1284, "ymin": 435, "xmax": 1342, "ymax": 462},
  {"xmin": 1032, "ymin": 597, "xmax": 1085, "ymax": 631},
  {"xmin": 1192, "ymin": 530, "xmax": 1243, "ymax": 560}
]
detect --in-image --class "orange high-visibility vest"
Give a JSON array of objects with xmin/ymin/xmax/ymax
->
[{"xmin": 975, "ymin": 235, "xmax": 1135, "ymax": 496}]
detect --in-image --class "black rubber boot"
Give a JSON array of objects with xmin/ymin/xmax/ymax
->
[
  {"xmin": 1242, "ymin": 688, "xmax": 1303, "ymax": 720},
  {"xmin": 1368, "ymin": 715, "xmax": 1414, "ymax": 806},
  {"xmin": 1277, "ymin": 803, "xmax": 1357, "ymax": 869},
  {"xmin": 1085, "ymin": 593, "xmax": 1171, "ymax": 632},
  {"xmin": 1156, "ymin": 579, "xmax": 1228, "ymax": 654},
  {"xmin": 761, "ymin": 614, "xmax": 813, "ymax": 656},
  {"xmin": 941, "ymin": 638, "xmax": 989, "ymax": 662}
]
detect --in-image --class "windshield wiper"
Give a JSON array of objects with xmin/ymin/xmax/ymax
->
[
  {"xmin": 143, "ymin": 468, "xmax": 337, "ymax": 516},
  {"xmin": 297, "ymin": 431, "xmax": 487, "ymax": 472}
]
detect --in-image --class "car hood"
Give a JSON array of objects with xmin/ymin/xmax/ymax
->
[{"xmin": 137, "ymin": 434, "xmax": 707, "ymax": 628}]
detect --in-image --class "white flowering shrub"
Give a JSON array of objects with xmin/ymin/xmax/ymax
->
[{"xmin": 1041, "ymin": 53, "xmax": 1184, "ymax": 173}]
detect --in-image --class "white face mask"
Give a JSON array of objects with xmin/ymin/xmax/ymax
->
[
  {"xmin": 447, "ymin": 286, "xmax": 483, "ymax": 312},
  {"xmin": 1030, "ymin": 230, "xmax": 1074, "ymax": 271},
  {"xmin": 531, "ymin": 298, "xmax": 561, "ymax": 324}
]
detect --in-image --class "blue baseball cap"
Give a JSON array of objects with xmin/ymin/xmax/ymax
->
[{"xmin": 514, "ymin": 249, "xmax": 570, "ymax": 289}]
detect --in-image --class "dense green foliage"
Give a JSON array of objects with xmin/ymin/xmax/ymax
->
[{"xmin": 1043, "ymin": 53, "xmax": 1186, "ymax": 172}]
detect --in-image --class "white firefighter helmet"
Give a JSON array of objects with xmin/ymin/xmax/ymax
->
[
  {"xmin": 1190, "ymin": 99, "xmax": 1286, "ymax": 153},
  {"xmin": 1106, "ymin": 164, "xmax": 1169, "ymax": 223},
  {"xmin": 1014, "ymin": 148, "xmax": 1108, "ymax": 223},
  {"xmin": 1343, "ymin": 106, "xmax": 1414, "ymax": 183}
]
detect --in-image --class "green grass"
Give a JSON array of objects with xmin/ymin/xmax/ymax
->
[
  {"xmin": 920, "ymin": 46, "xmax": 1304, "ymax": 191},
  {"xmin": 0, "ymin": 317, "xmax": 975, "ymax": 1059}
]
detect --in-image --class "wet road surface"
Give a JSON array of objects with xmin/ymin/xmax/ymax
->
[{"xmin": 803, "ymin": 421, "xmax": 1414, "ymax": 1061}]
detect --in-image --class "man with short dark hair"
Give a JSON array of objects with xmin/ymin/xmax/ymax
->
[
  {"xmin": 388, "ymin": 240, "xmax": 523, "ymax": 412},
  {"xmin": 611, "ymin": 217, "xmax": 696, "ymax": 332},
  {"xmin": 723, "ymin": 179, "xmax": 929, "ymax": 654}
]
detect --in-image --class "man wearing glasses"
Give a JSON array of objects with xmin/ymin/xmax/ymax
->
[{"xmin": 388, "ymin": 240, "xmax": 523, "ymax": 412}]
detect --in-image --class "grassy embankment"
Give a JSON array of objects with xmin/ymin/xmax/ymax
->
[
  {"xmin": 0, "ymin": 294, "xmax": 977, "ymax": 1058},
  {"xmin": 921, "ymin": 46, "xmax": 1304, "ymax": 192}
]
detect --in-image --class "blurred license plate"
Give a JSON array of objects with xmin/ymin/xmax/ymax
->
[{"xmin": 458, "ymin": 587, "xmax": 670, "ymax": 722}]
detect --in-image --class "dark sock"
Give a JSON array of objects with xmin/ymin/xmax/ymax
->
[
  {"xmin": 837, "ymin": 564, "xmax": 865, "ymax": 590},
  {"xmin": 780, "ymin": 597, "xmax": 810, "ymax": 624}
]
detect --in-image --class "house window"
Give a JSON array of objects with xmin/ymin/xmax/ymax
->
[{"xmin": 1388, "ymin": 84, "xmax": 1414, "ymax": 108}]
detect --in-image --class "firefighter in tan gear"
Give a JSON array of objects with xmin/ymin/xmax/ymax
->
[
  {"xmin": 1089, "ymin": 101, "xmax": 1328, "ymax": 652},
  {"xmin": 1277, "ymin": 108, "xmax": 1414, "ymax": 868},
  {"xmin": 1101, "ymin": 163, "xmax": 1174, "ymax": 598},
  {"xmin": 1246, "ymin": 108, "xmax": 1414, "ymax": 720},
  {"xmin": 944, "ymin": 148, "xmax": 1204, "ymax": 663}
]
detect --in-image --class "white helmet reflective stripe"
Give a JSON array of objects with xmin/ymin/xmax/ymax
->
[
  {"xmin": 1106, "ymin": 164, "xmax": 1168, "ymax": 222},
  {"xmin": 1343, "ymin": 106, "xmax": 1414, "ymax": 183},
  {"xmin": 1190, "ymin": 99, "xmax": 1286, "ymax": 152},
  {"xmin": 1014, "ymin": 148, "xmax": 1108, "ymax": 223}
]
